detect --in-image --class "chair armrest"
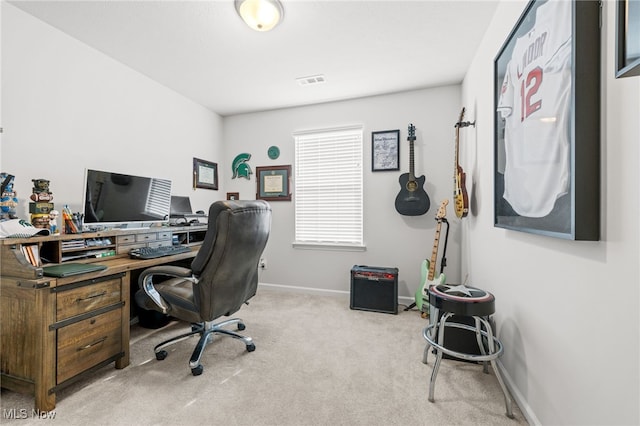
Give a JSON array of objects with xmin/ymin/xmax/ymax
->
[{"xmin": 138, "ymin": 265, "xmax": 196, "ymax": 314}]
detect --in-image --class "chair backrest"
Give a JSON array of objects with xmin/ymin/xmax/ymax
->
[{"xmin": 190, "ymin": 200, "xmax": 271, "ymax": 320}]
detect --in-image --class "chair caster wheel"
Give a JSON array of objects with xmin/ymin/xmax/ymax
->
[
  {"xmin": 191, "ymin": 365, "xmax": 204, "ymax": 376},
  {"xmin": 237, "ymin": 323, "xmax": 246, "ymax": 331},
  {"xmin": 156, "ymin": 350, "xmax": 168, "ymax": 361},
  {"xmin": 246, "ymin": 343, "xmax": 256, "ymax": 352}
]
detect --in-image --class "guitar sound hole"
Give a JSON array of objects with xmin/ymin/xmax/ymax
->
[{"xmin": 407, "ymin": 182, "xmax": 417, "ymax": 191}]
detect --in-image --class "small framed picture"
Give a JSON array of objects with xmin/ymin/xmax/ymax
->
[
  {"xmin": 193, "ymin": 157, "xmax": 218, "ymax": 190},
  {"xmin": 371, "ymin": 130, "xmax": 400, "ymax": 171},
  {"xmin": 256, "ymin": 165, "xmax": 291, "ymax": 201},
  {"xmin": 226, "ymin": 192, "xmax": 239, "ymax": 200}
]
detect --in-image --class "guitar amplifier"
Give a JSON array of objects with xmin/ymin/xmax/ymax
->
[{"xmin": 350, "ymin": 265, "xmax": 398, "ymax": 314}]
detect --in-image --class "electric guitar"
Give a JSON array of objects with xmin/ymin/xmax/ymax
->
[
  {"xmin": 395, "ymin": 124, "xmax": 430, "ymax": 216},
  {"xmin": 414, "ymin": 199, "xmax": 448, "ymax": 313},
  {"xmin": 454, "ymin": 108, "xmax": 469, "ymax": 218}
]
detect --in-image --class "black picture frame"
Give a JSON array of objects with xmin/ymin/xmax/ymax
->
[
  {"xmin": 193, "ymin": 157, "xmax": 218, "ymax": 190},
  {"xmin": 493, "ymin": 0, "xmax": 600, "ymax": 240},
  {"xmin": 256, "ymin": 165, "xmax": 291, "ymax": 201},
  {"xmin": 371, "ymin": 130, "xmax": 400, "ymax": 171},
  {"xmin": 616, "ymin": 0, "xmax": 640, "ymax": 78}
]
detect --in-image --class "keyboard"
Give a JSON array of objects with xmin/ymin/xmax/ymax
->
[{"xmin": 129, "ymin": 245, "xmax": 192, "ymax": 259}]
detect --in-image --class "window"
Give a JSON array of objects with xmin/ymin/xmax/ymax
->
[{"xmin": 294, "ymin": 125, "xmax": 364, "ymax": 250}]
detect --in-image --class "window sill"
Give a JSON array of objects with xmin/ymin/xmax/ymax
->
[{"xmin": 292, "ymin": 242, "xmax": 366, "ymax": 252}]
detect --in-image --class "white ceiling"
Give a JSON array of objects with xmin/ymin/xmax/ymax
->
[{"xmin": 10, "ymin": 0, "xmax": 499, "ymax": 117}]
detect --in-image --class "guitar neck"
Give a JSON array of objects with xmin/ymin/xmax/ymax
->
[
  {"xmin": 409, "ymin": 139, "xmax": 416, "ymax": 181},
  {"xmin": 427, "ymin": 221, "xmax": 443, "ymax": 281},
  {"xmin": 454, "ymin": 108, "xmax": 463, "ymax": 183},
  {"xmin": 455, "ymin": 127, "xmax": 460, "ymax": 168}
]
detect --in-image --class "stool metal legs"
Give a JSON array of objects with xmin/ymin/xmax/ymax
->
[
  {"xmin": 478, "ymin": 316, "xmax": 514, "ymax": 419},
  {"xmin": 422, "ymin": 313, "xmax": 514, "ymax": 418}
]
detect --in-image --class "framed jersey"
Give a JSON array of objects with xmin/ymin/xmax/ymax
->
[
  {"xmin": 616, "ymin": 0, "xmax": 640, "ymax": 78},
  {"xmin": 493, "ymin": 0, "xmax": 600, "ymax": 241}
]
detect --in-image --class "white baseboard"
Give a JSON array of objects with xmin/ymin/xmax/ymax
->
[
  {"xmin": 258, "ymin": 282, "xmax": 349, "ymax": 297},
  {"xmin": 496, "ymin": 357, "xmax": 539, "ymax": 425},
  {"xmin": 258, "ymin": 282, "xmax": 415, "ymax": 305}
]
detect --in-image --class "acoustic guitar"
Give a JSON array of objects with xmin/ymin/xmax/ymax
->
[
  {"xmin": 414, "ymin": 199, "xmax": 448, "ymax": 314},
  {"xmin": 454, "ymin": 108, "xmax": 469, "ymax": 218},
  {"xmin": 395, "ymin": 124, "xmax": 430, "ymax": 216}
]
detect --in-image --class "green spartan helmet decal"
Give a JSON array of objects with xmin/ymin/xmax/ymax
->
[{"xmin": 232, "ymin": 153, "xmax": 252, "ymax": 179}]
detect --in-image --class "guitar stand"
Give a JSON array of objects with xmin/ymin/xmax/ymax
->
[
  {"xmin": 438, "ymin": 218, "xmax": 450, "ymax": 275},
  {"xmin": 404, "ymin": 218, "xmax": 451, "ymax": 311}
]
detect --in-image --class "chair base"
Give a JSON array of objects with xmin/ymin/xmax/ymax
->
[{"xmin": 153, "ymin": 317, "xmax": 255, "ymax": 376}]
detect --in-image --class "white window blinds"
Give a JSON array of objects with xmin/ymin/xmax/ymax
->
[{"xmin": 294, "ymin": 126, "xmax": 363, "ymax": 248}]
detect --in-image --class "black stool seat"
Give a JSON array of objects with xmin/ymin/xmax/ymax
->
[
  {"xmin": 429, "ymin": 284, "xmax": 495, "ymax": 317},
  {"xmin": 422, "ymin": 284, "xmax": 514, "ymax": 418}
]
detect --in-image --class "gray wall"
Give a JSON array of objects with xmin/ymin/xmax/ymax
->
[
  {"xmin": 461, "ymin": 1, "xmax": 639, "ymax": 424},
  {"xmin": 1, "ymin": 3, "xmax": 224, "ymax": 218},
  {"xmin": 223, "ymin": 86, "xmax": 464, "ymax": 300}
]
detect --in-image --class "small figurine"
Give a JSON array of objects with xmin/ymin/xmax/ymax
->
[
  {"xmin": 30, "ymin": 178, "xmax": 53, "ymax": 202},
  {"xmin": 49, "ymin": 210, "xmax": 60, "ymax": 234},
  {"xmin": 30, "ymin": 178, "xmax": 55, "ymax": 229},
  {"xmin": 0, "ymin": 173, "xmax": 18, "ymax": 220}
]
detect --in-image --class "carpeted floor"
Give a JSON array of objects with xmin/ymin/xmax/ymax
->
[{"xmin": 1, "ymin": 287, "xmax": 526, "ymax": 425}]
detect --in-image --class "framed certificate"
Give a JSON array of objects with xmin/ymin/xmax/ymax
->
[
  {"xmin": 193, "ymin": 157, "xmax": 218, "ymax": 190},
  {"xmin": 256, "ymin": 165, "xmax": 291, "ymax": 201}
]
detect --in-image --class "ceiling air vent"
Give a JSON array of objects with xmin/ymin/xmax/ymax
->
[{"xmin": 296, "ymin": 74, "xmax": 326, "ymax": 86}]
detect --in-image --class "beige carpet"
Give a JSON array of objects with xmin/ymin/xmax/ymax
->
[{"xmin": 1, "ymin": 288, "xmax": 526, "ymax": 425}]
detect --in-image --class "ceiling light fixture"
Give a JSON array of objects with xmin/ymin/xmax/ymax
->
[{"xmin": 235, "ymin": 0, "xmax": 284, "ymax": 32}]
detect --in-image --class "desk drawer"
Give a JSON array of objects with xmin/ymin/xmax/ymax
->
[
  {"xmin": 157, "ymin": 231, "xmax": 172, "ymax": 240},
  {"xmin": 57, "ymin": 308, "xmax": 122, "ymax": 383},
  {"xmin": 56, "ymin": 277, "xmax": 122, "ymax": 321},
  {"xmin": 135, "ymin": 233, "xmax": 157, "ymax": 243},
  {"xmin": 117, "ymin": 234, "xmax": 136, "ymax": 244}
]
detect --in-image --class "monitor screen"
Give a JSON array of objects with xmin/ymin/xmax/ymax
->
[
  {"xmin": 83, "ymin": 169, "xmax": 172, "ymax": 227},
  {"xmin": 170, "ymin": 196, "xmax": 193, "ymax": 217}
]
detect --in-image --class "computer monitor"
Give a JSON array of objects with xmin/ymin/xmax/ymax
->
[
  {"xmin": 83, "ymin": 168, "xmax": 172, "ymax": 228},
  {"xmin": 170, "ymin": 196, "xmax": 193, "ymax": 218}
]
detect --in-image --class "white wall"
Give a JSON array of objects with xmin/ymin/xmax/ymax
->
[
  {"xmin": 223, "ymin": 87, "xmax": 464, "ymax": 299},
  {"xmin": 461, "ymin": 1, "xmax": 639, "ymax": 424},
  {"xmin": 1, "ymin": 3, "xmax": 224, "ymax": 217}
]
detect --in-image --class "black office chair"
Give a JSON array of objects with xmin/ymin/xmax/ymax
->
[{"xmin": 135, "ymin": 200, "xmax": 271, "ymax": 376}]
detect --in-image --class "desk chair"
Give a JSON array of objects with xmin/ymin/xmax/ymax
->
[{"xmin": 135, "ymin": 200, "xmax": 271, "ymax": 375}]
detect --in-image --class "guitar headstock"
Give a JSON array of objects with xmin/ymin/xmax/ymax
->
[
  {"xmin": 408, "ymin": 124, "xmax": 416, "ymax": 142},
  {"xmin": 435, "ymin": 199, "xmax": 449, "ymax": 220},
  {"xmin": 455, "ymin": 107, "xmax": 465, "ymax": 128}
]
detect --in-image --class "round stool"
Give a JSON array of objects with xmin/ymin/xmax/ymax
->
[{"xmin": 422, "ymin": 284, "xmax": 514, "ymax": 418}]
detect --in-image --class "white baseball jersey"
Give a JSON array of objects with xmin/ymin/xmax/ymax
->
[{"xmin": 497, "ymin": 0, "xmax": 572, "ymax": 217}]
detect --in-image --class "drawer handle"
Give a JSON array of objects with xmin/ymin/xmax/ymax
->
[
  {"xmin": 76, "ymin": 291, "xmax": 107, "ymax": 303},
  {"xmin": 77, "ymin": 336, "xmax": 107, "ymax": 351}
]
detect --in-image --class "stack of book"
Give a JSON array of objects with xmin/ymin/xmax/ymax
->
[
  {"xmin": 21, "ymin": 244, "xmax": 41, "ymax": 267},
  {"xmin": 61, "ymin": 240, "xmax": 86, "ymax": 250}
]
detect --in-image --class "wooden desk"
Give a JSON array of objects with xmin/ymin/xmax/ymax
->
[{"xmin": 0, "ymin": 226, "xmax": 206, "ymax": 411}]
